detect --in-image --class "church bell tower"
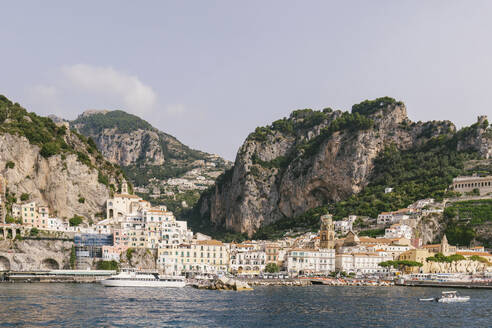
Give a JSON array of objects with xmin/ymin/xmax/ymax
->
[
  {"xmin": 121, "ymin": 179, "xmax": 129, "ymax": 194},
  {"xmin": 320, "ymin": 214, "xmax": 335, "ymax": 249}
]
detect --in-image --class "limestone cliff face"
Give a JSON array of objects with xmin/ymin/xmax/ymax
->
[
  {"xmin": 0, "ymin": 134, "xmax": 110, "ymax": 219},
  {"xmin": 89, "ymin": 128, "xmax": 165, "ymax": 166},
  {"xmin": 71, "ymin": 110, "xmax": 231, "ymax": 186},
  {"xmin": 457, "ymin": 115, "xmax": 492, "ymax": 159},
  {"xmin": 0, "ymin": 96, "xmax": 125, "ymax": 221},
  {"xmin": 197, "ymin": 98, "xmax": 481, "ymax": 236},
  {"xmin": 120, "ymin": 248, "xmax": 157, "ymax": 270},
  {"xmin": 415, "ymin": 214, "xmax": 446, "ymax": 245},
  {"xmin": 426, "ymin": 260, "xmax": 490, "ymax": 274},
  {"xmin": 0, "ymin": 239, "xmax": 72, "ymax": 271}
]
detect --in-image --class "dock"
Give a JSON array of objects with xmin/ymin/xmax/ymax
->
[
  {"xmin": 396, "ymin": 280, "xmax": 492, "ymax": 289},
  {"xmin": 1, "ymin": 270, "xmax": 116, "ymax": 283}
]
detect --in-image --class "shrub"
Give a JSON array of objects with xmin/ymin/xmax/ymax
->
[
  {"xmin": 76, "ymin": 151, "xmax": 91, "ymax": 167},
  {"xmin": 20, "ymin": 193, "xmax": 29, "ymax": 201},
  {"xmin": 426, "ymin": 252, "xmax": 465, "ymax": 263},
  {"xmin": 378, "ymin": 260, "xmax": 423, "ymax": 268},
  {"xmin": 40, "ymin": 142, "xmax": 60, "ymax": 158},
  {"xmin": 70, "ymin": 245, "xmax": 76, "ymax": 269},
  {"xmin": 352, "ymin": 97, "xmax": 400, "ymax": 116},
  {"xmin": 78, "ymin": 197, "xmax": 85, "ymax": 204},
  {"xmin": 98, "ymin": 172, "xmax": 109, "ymax": 186},
  {"xmin": 265, "ymin": 263, "xmax": 280, "ymax": 273},
  {"xmin": 69, "ymin": 215, "xmax": 83, "ymax": 226},
  {"xmin": 96, "ymin": 260, "xmax": 118, "ymax": 270},
  {"xmin": 30, "ymin": 227, "xmax": 39, "ymax": 236},
  {"xmin": 126, "ymin": 248, "xmax": 135, "ymax": 262},
  {"xmin": 5, "ymin": 161, "xmax": 14, "ymax": 169},
  {"xmin": 470, "ymin": 255, "xmax": 489, "ymax": 263},
  {"xmin": 359, "ymin": 229, "xmax": 385, "ymax": 238}
]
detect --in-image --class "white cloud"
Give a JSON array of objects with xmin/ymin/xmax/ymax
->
[
  {"xmin": 26, "ymin": 84, "xmax": 62, "ymax": 115},
  {"xmin": 61, "ymin": 64, "xmax": 156, "ymax": 114},
  {"xmin": 165, "ymin": 103, "xmax": 187, "ymax": 116}
]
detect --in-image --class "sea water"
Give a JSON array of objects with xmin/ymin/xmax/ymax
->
[{"xmin": 0, "ymin": 284, "xmax": 490, "ymax": 327}]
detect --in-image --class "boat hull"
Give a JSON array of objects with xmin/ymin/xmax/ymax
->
[
  {"xmin": 100, "ymin": 279, "xmax": 186, "ymax": 288},
  {"xmin": 437, "ymin": 296, "xmax": 470, "ymax": 303}
]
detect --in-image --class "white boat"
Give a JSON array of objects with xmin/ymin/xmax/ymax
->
[
  {"xmin": 437, "ymin": 291, "xmax": 470, "ymax": 303},
  {"xmin": 100, "ymin": 269, "xmax": 186, "ymax": 288}
]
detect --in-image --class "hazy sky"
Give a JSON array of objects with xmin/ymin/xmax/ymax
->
[{"xmin": 1, "ymin": 1, "xmax": 491, "ymax": 160}]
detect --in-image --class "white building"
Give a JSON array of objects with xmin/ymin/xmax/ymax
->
[
  {"xmin": 47, "ymin": 217, "xmax": 65, "ymax": 231},
  {"xmin": 367, "ymin": 244, "xmax": 413, "ymax": 260},
  {"xmin": 384, "ymin": 224, "xmax": 413, "ymax": 240},
  {"xmin": 286, "ymin": 248, "xmax": 335, "ymax": 276},
  {"xmin": 377, "ymin": 209, "xmax": 413, "ymax": 225},
  {"xmin": 409, "ymin": 198, "xmax": 435, "ymax": 209},
  {"xmin": 230, "ymin": 250, "xmax": 266, "ymax": 276},
  {"xmin": 106, "ymin": 181, "xmax": 152, "ymax": 221},
  {"xmin": 335, "ymin": 252, "xmax": 392, "ymax": 275},
  {"xmin": 334, "ymin": 215, "xmax": 356, "ymax": 234}
]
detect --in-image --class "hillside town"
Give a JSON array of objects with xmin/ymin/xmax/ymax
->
[
  {"xmin": 133, "ymin": 155, "xmax": 227, "ymax": 197},
  {"xmin": 1, "ymin": 175, "xmax": 491, "ymax": 281}
]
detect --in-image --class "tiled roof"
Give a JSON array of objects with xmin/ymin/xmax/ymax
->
[
  {"xmin": 457, "ymin": 251, "xmax": 491, "ymax": 257},
  {"xmin": 196, "ymin": 239, "xmax": 224, "ymax": 246}
]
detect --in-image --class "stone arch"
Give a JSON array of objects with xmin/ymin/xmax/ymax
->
[
  {"xmin": 0, "ymin": 256, "xmax": 10, "ymax": 271},
  {"xmin": 76, "ymin": 258, "xmax": 92, "ymax": 270},
  {"xmin": 41, "ymin": 258, "xmax": 60, "ymax": 270}
]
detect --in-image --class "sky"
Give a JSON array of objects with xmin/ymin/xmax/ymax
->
[{"xmin": 1, "ymin": 1, "xmax": 491, "ymax": 160}]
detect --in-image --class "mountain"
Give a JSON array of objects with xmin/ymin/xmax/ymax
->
[
  {"xmin": 70, "ymin": 109, "xmax": 231, "ymax": 217},
  {"xmin": 0, "ymin": 95, "xmax": 126, "ymax": 221},
  {"xmin": 195, "ymin": 97, "xmax": 492, "ymax": 237}
]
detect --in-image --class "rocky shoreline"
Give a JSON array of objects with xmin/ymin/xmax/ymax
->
[
  {"xmin": 243, "ymin": 279, "xmax": 311, "ymax": 287},
  {"xmin": 191, "ymin": 277, "xmax": 253, "ymax": 291}
]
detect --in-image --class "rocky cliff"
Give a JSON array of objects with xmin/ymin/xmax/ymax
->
[
  {"xmin": 0, "ymin": 239, "xmax": 72, "ymax": 271},
  {"xmin": 197, "ymin": 97, "xmax": 492, "ymax": 236},
  {"xmin": 0, "ymin": 95, "xmax": 125, "ymax": 220},
  {"xmin": 71, "ymin": 110, "xmax": 230, "ymax": 186}
]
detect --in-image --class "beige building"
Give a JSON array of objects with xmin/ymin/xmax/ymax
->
[
  {"xmin": 451, "ymin": 175, "xmax": 492, "ymax": 195},
  {"xmin": 421, "ymin": 235, "xmax": 456, "ymax": 256},
  {"xmin": 16, "ymin": 201, "xmax": 51, "ymax": 230},
  {"xmin": 265, "ymin": 243, "xmax": 281, "ymax": 266},
  {"xmin": 158, "ymin": 240, "xmax": 229, "ymax": 275}
]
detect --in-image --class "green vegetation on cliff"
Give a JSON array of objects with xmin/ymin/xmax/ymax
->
[
  {"xmin": 351, "ymin": 97, "xmax": 402, "ymax": 116},
  {"xmin": 72, "ymin": 110, "xmax": 153, "ymax": 135},
  {"xmin": 0, "ymin": 95, "xmax": 126, "ymax": 189},
  {"xmin": 426, "ymin": 253, "xmax": 466, "ymax": 263},
  {"xmin": 299, "ymin": 111, "xmax": 375, "ymax": 158},
  {"xmin": 443, "ymin": 199, "xmax": 492, "ymax": 247},
  {"xmin": 0, "ymin": 95, "xmax": 70, "ymax": 157},
  {"xmin": 254, "ymin": 132, "xmax": 480, "ymax": 240}
]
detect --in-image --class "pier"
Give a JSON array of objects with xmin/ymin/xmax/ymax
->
[
  {"xmin": 396, "ymin": 279, "xmax": 492, "ymax": 289},
  {"xmin": 1, "ymin": 270, "xmax": 116, "ymax": 283}
]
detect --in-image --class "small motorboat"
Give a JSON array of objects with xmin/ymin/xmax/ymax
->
[
  {"xmin": 437, "ymin": 291, "xmax": 470, "ymax": 303},
  {"xmin": 419, "ymin": 298, "xmax": 436, "ymax": 302}
]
